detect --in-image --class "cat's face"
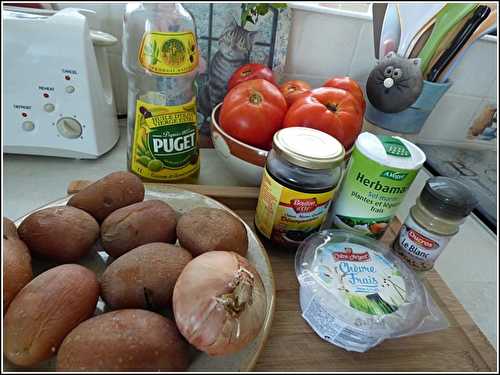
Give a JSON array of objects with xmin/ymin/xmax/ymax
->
[
  {"xmin": 366, "ymin": 52, "xmax": 423, "ymax": 113},
  {"xmin": 218, "ymin": 19, "xmax": 258, "ymax": 60}
]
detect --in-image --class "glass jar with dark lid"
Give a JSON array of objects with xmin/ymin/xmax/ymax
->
[
  {"xmin": 393, "ymin": 177, "xmax": 478, "ymax": 272},
  {"xmin": 255, "ymin": 127, "xmax": 345, "ymax": 249}
]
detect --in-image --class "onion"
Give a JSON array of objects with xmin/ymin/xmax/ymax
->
[{"xmin": 172, "ymin": 251, "xmax": 267, "ymax": 356}]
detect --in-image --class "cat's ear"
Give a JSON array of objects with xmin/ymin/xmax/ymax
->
[
  {"xmin": 385, "ymin": 51, "xmax": 397, "ymax": 59},
  {"xmin": 230, "ymin": 16, "xmax": 239, "ymax": 27},
  {"xmin": 411, "ymin": 58, "xmax": 422, "ymax": 68}
]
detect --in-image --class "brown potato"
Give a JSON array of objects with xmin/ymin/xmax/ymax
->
[
  {"xmin": 18, "ymin": 206, "xmax": 99, "ymax": 262},
  {"xmin": 56, "ymin": 309, "xmax": 190, "ymax": 371},
  {"xmin": 3, "ymin": 217, "xmax": 19, "ymax": 239},
  {"xmin": 101, "ymin": 243, "xmax": 192, "ymax": 310},
  {"xmin": 101, "ymin": 200, "xmax": 177, "ymax": 258},
  {"xmin": 177, "ymin": 207, "xmax": 248, "ymax": 256},
  {"xmin": 67, "ymin": 171, "xmax": 145, "ymax": 222},
  {"xmin": 4, "ymin": 264, "xmax": 99, "ymax": 367},
  {"xmin": 3, "ymin": 236, "xmax": 32, "ymax": 311}
]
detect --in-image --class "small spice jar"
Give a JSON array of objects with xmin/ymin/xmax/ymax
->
[
  {"xmin": 393, "ymin": 177, "xmax": 478, "ymax": 272},
  {"xmin": 254, "ymin": 127, "xmax": 345, "ymax": 250}
]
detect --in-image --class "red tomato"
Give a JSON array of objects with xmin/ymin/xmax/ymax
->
[
  {"xmin": 282, "ymin": 87, "xmax": 363, "ymax": 150},
  {"xmin": 279, "ymin": 80, "xmax": 312, "ymax": 106},
  {"xmin": 323, "ymin": 77, "xmax": 366, "ymax": 114},
  {"xmin": 227, "ymin": 64, "xmax": 276, "ymax": 91},
  {"xmin": 220, "ymin": 79, "xmax": 287, "ymax": 150}
]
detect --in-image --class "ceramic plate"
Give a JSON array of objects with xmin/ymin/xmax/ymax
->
[{"xmin": 6, "ymin": 185, "xmax": 276, "ymax": 372}]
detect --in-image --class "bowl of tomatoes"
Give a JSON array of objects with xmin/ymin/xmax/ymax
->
[
  {"xmin": 210, "ymin": 64, "xmax": 366, "ymax": 186},
  {"xmin": 210, "ymin": 102, "xmax": 270, "ymax": 186}
]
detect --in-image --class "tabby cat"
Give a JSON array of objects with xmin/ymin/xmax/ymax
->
[{"xmin": 198, "ymin": 19, "xmax": 258, "ymax": 120}]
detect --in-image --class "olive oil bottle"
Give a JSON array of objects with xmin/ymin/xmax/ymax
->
[{"xmin": 123, "ymin": 3, "xmax": 200, "ymax": 182}]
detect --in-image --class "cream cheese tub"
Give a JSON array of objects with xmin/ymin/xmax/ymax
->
[
  {"xmin": 295, "ymin": 230, "xmax": 447, "ymax": 352},
  {"xmin": 322, "ymin": 132, "xmax": 426, "ymax": 238}
]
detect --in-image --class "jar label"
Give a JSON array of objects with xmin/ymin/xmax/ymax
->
[
  {"xmin": 311, "ymin": 242, "xmax": 406, "ymax": 315},
  {"xmin": 138, "ymin": 31, "xmax": 199, "ymax": 76},
  {"xmin": 255, "ymin": 168, "xmax": 335, "ymax": 248},
  {"xmin": 393, "ymin": 215, "xmax": 451, "ymax": 271},
  {"xmin": 331, "ymin": 147, "xmax": 419, "ymax": 238},
  {"xmin": 130, "ymin": 97, "xmax": 199, "ymax": 181}
]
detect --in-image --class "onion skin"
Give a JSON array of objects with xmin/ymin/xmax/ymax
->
[{"xmin": 172, "ymin": 251, "xmax": 266, "ymax": 356}]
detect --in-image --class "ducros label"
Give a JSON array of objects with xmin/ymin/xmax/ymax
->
[
  {"xmin": 393, "ymin": 215, "xmax": 451, "ymax": 271},
  {"xmin": 138, "ymin": 31, "xmax": 199, "ymax": 76},
  {"xmin": 255, "ymin": 168, "xmax": 336, "ymax": 248},
  {"xmin": 130, "ymin": 97, "xmax": 199, "ymax": 181}
]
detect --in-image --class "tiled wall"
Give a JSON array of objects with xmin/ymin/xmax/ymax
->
[
  {"xmin": 283, "ymin": 8, "xmax": 497, "ymax": 149},
  {"xmin": 55, "ymin": 3, "xmax": 497, "ymax": 149}
]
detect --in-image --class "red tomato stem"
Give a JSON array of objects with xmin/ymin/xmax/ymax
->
[{"xmin": 249, "ymin": 91, "xmax": 263, "ymax": 105}]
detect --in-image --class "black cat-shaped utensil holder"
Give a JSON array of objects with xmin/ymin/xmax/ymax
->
[
  {"xmin": 365, "ymin": 52, "xmax": 452, "ymax": 134},
  {"xmin": 366, "ymin": 52, "xmax": 423, "ymax": 113}
]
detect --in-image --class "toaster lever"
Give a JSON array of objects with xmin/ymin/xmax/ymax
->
[{"xmin": 90, "ymin": 30, "xmax": 118, "ymax": 46}]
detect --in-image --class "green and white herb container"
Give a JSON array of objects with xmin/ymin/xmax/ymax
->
[{"xmin": 322, "ymin": 132, "xmax": 426, "ymax": 238}]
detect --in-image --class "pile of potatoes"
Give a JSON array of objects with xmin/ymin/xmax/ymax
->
[{"xmin": 3, "ymin": 171, "xmax": 250, "ymax": 371}]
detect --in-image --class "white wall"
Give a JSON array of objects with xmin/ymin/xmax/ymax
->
[{"xmin": 55, "ymin": 3, "xmax": 497, "ymax": 148}]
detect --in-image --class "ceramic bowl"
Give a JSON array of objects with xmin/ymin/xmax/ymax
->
[
  {"xmin": 210, "ymin": 103, "xmax": 355, "ymax": 186},
  {"xmin": 210, "ymin": 103, "xmax": 268, "ymax": 186}
]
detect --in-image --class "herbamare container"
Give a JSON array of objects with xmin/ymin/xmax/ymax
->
[
  {"xmin": 322, "ymin": 132, "xmax": 426, "ymax": 238},
  {"xmin": 295, "ymin": 230, "xmax": 447, "ymax": 352}
]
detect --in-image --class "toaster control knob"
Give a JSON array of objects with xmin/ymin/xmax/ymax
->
[{"xmin": 56, "ymin": 117, "xmax": 82, "ymax": 139}]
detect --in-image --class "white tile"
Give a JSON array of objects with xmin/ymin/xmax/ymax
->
[
  {"xmin": 107, "ymin": 52, "xmax": 128, "ymax": 116},
  {"xmin": 285, "ymin": 9, "xmax": 363, "ymax": 77},
  {"xmin": 446, "ymin": 39, "xmax": 497, "ymax": 98},
  {"xmin": 348, "ymin": 20, "xmax": 377, "ymax": 83},
  {"xmin": 105, "ymin": 3, "xmax": 126, "ymax": 55},
  {"xmin": 418, "ymin": 94, "xmax": 483, "ymax": 142},
  {"xmin": 486, "ymin": 77, "xmax": 497, "ymax": 102}
]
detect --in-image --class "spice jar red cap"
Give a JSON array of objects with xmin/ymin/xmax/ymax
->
[{"xmin": 420, "ymin": 177, "xmax": 478, "ymax": 220}]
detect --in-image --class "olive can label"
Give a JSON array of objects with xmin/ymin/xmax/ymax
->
[
  {"xmin": 138, "ymin": 31, "xmax": 199, "ymax": 76},
  {"xmin": 393, "ymin": 215, "xmax": 451, "ymax": 271},
  {"xmin": 131, "ymin": 97, "xmax": 199, "ymax": 181},
  {"xmin": 331, "ymin": 146, "xmax": 419, "ymax": 239},
  {"xmin": 255, "ymin": 168, "xmax": 336, "ymax": 249}
]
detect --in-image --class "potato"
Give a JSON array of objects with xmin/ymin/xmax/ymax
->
[
  {"xmin": 67, "ymin": 171, "xmax": 145, "ymax": 222},
  {"xmin": 56, "ymin": 309, "xmax": 190, "ymax": 371},
  {"xmin": 18, "ymin": 206, "xmax": 99, "ymax": 262},
  {"xmin": 4, "ymin": 264, "xmax": 99, "ymax": 367},
  {"xmin": 3, "ymin": 217, "xmax": 19, "ymax": 239},
  {"xmin": 177, "ymin": 207, "xmax": 248, "ymax": 256},
  {"xmin": 3, "ymin": 236, "xmax": 32, "ymax": 311},
  {"xmin": 101, "ymin": 200, "xmax": 177, "ymax": 258},
  {"xmin": 101, "ymin": 243, "xmax": 192, "ymax": 310}
]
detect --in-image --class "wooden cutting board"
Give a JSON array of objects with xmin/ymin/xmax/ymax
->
[{"xmin": 68, "ymin": 182, "xmax": 497, "ymax": 372}]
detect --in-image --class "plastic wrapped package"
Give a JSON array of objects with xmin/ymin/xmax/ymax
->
[{"xmin": 295, "ymin": 229, "xmax": 448, "ymax": 352}]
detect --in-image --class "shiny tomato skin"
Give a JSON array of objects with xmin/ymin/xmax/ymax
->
[
  {"xmin": 323, "ymin": 77, "xmax": 366, "ymax": 114},
  {"xmin": 220, "ymin": 79, "xmax": 287, "ymax": 150},
  {"xmin": 279, "ymin": 80, "xmax": 312, "ymax": 106},
  {"xmin": 282, "ymin": 87, "xmax": 363, "ymax": 150},
  {"xmin": 227, "ymin": 64, "xmax": 276, "ymax": 91}
]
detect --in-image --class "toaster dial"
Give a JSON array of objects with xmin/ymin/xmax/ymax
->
[{"xmin": 56, "ymin": 117, "xmax": 82, "ymax": 139}]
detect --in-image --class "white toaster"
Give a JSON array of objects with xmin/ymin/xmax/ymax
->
[{"xmin": 3, "ymin": 7, "xmax": 120, "ymax": 159}]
